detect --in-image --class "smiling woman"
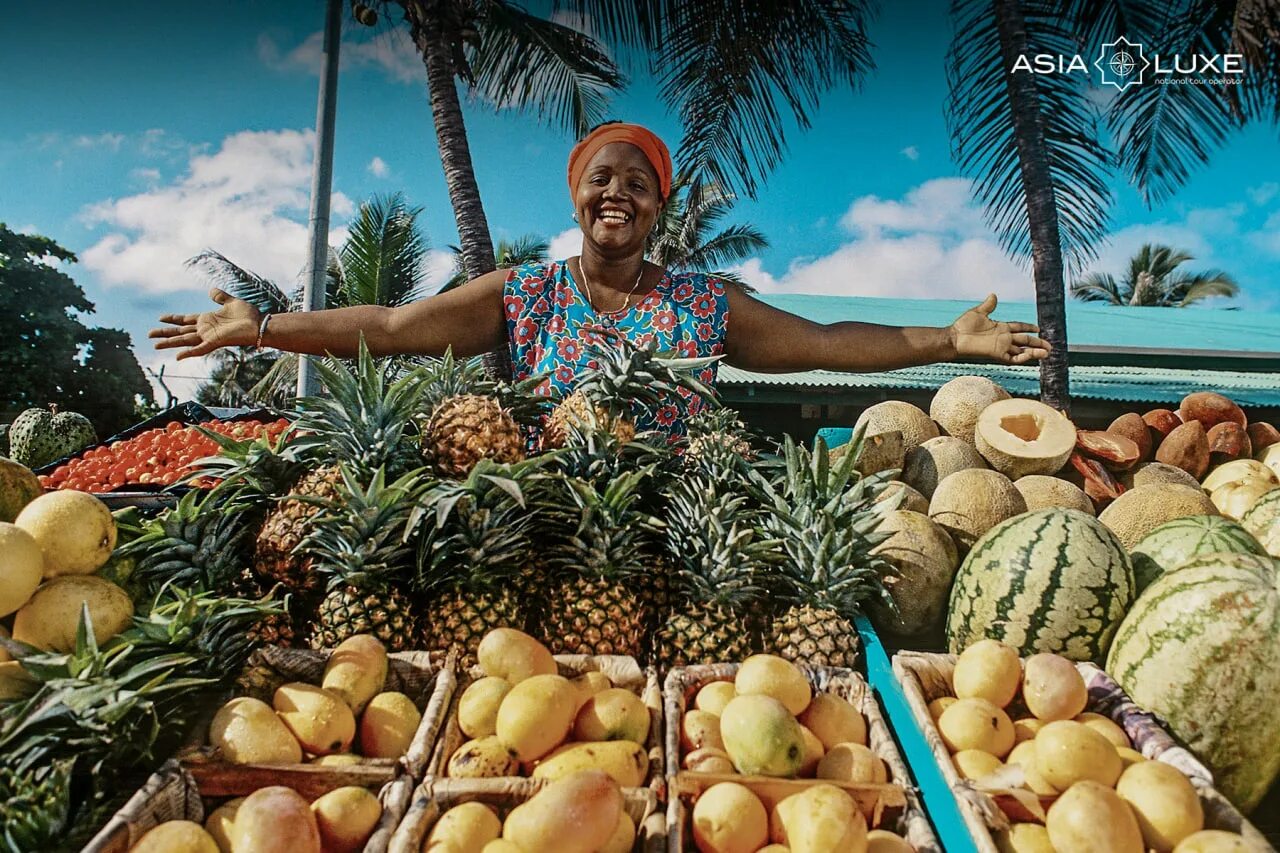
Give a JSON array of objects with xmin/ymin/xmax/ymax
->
[{"xmin": 150, "ymin": 121, "xmax": 1049, "ymax": 441}]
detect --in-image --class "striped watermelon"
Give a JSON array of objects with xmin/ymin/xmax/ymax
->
[
  {"xmin": 1130, "ymin": 514, "xmax": 1265, "ymax": 593},
  {"xmin": 1241, "ymin": 488, "xmax": 1280, "ymax": 557},
  {"xmin": 945, "ymin": 508, "xmax": 1134, "ymax": 661},
  {"xmin": 1106, "ymin": 552, "xmax": 1280, "ymax": 813}
]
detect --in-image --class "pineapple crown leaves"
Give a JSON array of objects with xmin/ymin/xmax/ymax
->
[
  {"xmin": 181, "ymin": 425, "xmax": 312, "ymax": 501},
  {"xmin": 120, "ymin": 490, "xmax": 252, "ymax": 596},
  {"xmin": 299, "ymin": 464, "xmax": 432, "ymax": 591},
  {"xmin": 542, "ymin": 467, "xmax": 664, "ymax": 580},
  {"xmin": 751, "ymin": 431, "xmax": 900, "ymax": 616},
  {"xmin": 562, "ymin": 331, "xmax": 721, "ymax": 418},
  {"xmin": 0, "ymin": 758, "xmax": 73, "ymax": 853},
  {"xmin": 296, "ymin": 338, "xmax": 428, "ymax": 473}
]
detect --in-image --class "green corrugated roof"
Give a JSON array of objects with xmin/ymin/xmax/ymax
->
[{"xmin": 718, "ymin": 363, "xmax": 1280, "ymax": 407}]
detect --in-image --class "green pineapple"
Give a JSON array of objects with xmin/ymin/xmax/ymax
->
[
  {"xmin": 538, "ymin": 469, "xmax": 663, "ymax": 659},
  {"xmin": 301, "ymin": 464, "xmax": 426, "ymax": 651},
  {"xmin": 650, "ymin": 472, "xmax": 780, "ymax": 667},
  {"xmin": 683, "ymin": 407, "xmax": 758, "ymax": 466},
  {"xmin": 755, "ymin": 433, "xmax": 898, "ymax": 669},
  {"xmin": 0, "ymin": 760, "xmax": 72, "ymax": 852},
  {"xmin": 123, "ymin": 490, "xmax": 249, "ymax": 595},
  {"xmin": 415, "ymin": 458, "xmax": 542, "ymax": 666}
]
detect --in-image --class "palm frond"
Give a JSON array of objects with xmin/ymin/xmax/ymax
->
[
  {"xmin": 468, "ymin": 1, "xmax": 624, "ymax": 137},
  {"xmin": 679, "ymin": 224, "xmax": 770, "ymax": 271},
  {"xmin": 1169, "ymin": 272, "xmax": 1240, "ymax": 305},
  {"xmin": 1070, "ymin": 271, "xmax": 1126, "ymax": 303},
  {"xmin": 338, "ymin": 193, "xmax": 428, "ymax": 309},
  {"xmin": 185, "ymin": 250, "xmax": 293, "ymax": 313}
]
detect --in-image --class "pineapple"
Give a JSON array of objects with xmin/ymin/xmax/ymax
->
[
  {"xmin": 538, "ymin": 469, "xmax": 663, "ymax": 659},
  {"xmin": 755, "ymin": 434, "xmax": 898, "ymax": 669},
  {"xmin": 300, "ymin": 465, "xmax": 427, "ymax": 651},
  {"xmin": 123, "ymin": 489, "xmax": 249, "ymax": 594},
  {"xmin": 418, "ymin": 350, "xmax": 535, "ymax": 478},
  {"xmin": 649, "ymin": 473, "xmax": 780, "ymax": 667},
  {"xmin": 684, "ymin": 408, "xmax": 757, "ymax": 464},
  {"xmin": 414, "ymin": 458, "xmax": 542, "ymax": 666},
  {"xmin": 541, "ymin": 334, "xmax": 719, "ymax": 450}
]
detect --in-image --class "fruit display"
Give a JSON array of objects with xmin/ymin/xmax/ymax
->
[
  {"xmin": 6, "ymin": 404, "xmax": 96, "ymax": 469},
  {"xmin": 894, "ymin": 641, "xmax": 1270, "ymax": 852},
  {"xmin": 436, "ymin": 629, "xmax": 659, "ymax": 790},
  {"xmin": 38, "ymin": 417, "xmax": 290, "ymax": 492},
  {"xmin": 0, "ymin": 456, "xmax": 42, "ymax": 522}
]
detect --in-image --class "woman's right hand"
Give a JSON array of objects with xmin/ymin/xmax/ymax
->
[{"xmin": 149, "ymin": 288, "xmax": 261, "ymax": 360}]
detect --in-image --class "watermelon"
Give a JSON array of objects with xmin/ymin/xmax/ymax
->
[
  {"xmin": 1242, "ymin": 488, "xmax": 1280, "ymax": 558},
  {"xmin": 1130, "ymin": 515, "xmax": 1265, "ymax": 592},
  {"xmin": 1106, "ymin": 552, "xmax": 1280, "ymax": 813},
  {"xmin": 946, "ymin": 508, "xmax": 1135, "ymax": 661}
]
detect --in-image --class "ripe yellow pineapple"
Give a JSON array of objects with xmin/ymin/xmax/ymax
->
[
  {"xmin": 422, "ymin": 394, "xmax": 524, "ymax": 478},
  {"xmin": 253, "ymin": 466, "xmax": 343, "ymax": 593}
]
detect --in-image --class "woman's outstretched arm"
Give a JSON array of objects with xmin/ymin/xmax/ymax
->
[
  {"xmin": 724, "ymin": 286, "xmax": 1050, "ymax": 373},
  {"xmin": 150, "ymin": 270, "xmax": 508, "ymax": 360}
]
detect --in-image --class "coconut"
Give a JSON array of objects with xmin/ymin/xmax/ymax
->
[
  {"xmin": 929, "ymin": 468, "xmax": 1027, "ymax": 553},
  {"xmin": 1098, "ymin": 484, "xmax": 1219, "ymax": 550},
  {"xmin": 929, "ymin": 376, "xmax": 1011, "ymax": 446},
  {"xmin": 902, "ymin": 436, "xmax": 988, "ymax": 499},
  {"xmin": 868, "ymin": 510, "xmax": 960, "ymax": 639},
  {"xmin": 1014, "ymin": 475, "xmax": 1094, "ymax": 515},
  {"xmin": 974, "ymin": 399, "xmax": 1076, "ymax": 479},
  {"xmin": 853, "ymin": 401, "xmax": 940, "ymax": 454}
]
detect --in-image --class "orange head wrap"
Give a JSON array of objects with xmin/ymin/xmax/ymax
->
[{"xmin": 567, "ymin": 122, "xmax": 673, "ymax": 203}]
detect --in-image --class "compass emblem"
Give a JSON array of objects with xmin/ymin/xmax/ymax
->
[{"xmin": 1095, "ymin": 37, "xmax": 1150, "ymax": 91}]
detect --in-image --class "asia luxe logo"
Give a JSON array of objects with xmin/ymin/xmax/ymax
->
[{"xmin": 1011, "ymin": 35, "xmax": 1245, "ymax": 90}]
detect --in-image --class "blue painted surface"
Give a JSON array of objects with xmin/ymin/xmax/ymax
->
[{"xmin": 815, "ymin": 427, "xmax": 854, "ymax": 448}]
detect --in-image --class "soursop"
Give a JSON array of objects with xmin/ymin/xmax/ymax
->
[{"xmin": 8, "ymin": 407, "xmax": 96, "ymax": 468}]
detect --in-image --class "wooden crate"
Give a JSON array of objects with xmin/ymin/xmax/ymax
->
[
  {"xmin": 80, "ymin": 759, "xmax": 415, "ymax": 853},
  {"xmin": 428, "ymin": 655, "xmax": 664, "ymax": 793},
  {"xmin": 386, "ymin": 777, "xmax": 663, "ymax": 853},
  {"xmin": 180, "ymin": 645, "xmax": 456, "ymax": 784},
  {"xmin": 893, "ymin": 650, "xmax": 1274, "ymax": 853},
  {"xmin": 663, "ymin": 662, "xmax": 940, "ymax": 852}
]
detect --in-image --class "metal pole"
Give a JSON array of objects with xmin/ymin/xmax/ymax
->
[{"xmin": 297, "ymin": 0, "xmax": 342, "ymax": 399}]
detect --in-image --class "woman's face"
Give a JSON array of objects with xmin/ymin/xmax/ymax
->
[{"xmin": 574, "ymin": 142, "xmax": 663, "ymax": 257}]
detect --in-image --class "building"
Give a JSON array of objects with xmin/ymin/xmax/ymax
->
[{"xmin": 722, "ymin": 295, "xmax": 1280, "ymax": 440}]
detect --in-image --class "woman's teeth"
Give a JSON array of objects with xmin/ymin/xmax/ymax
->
[{"xmin": 599, "ymin": 211, "xmax": 630, "ymax": 224}]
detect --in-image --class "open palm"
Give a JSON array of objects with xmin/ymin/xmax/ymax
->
[
  {"xmin": 149, "ymin": 288, "xmax": 260, "ymax": 360},
  {"xmin": 951, "ymin": 294, "xmax": 1050, "ymax": 365}
]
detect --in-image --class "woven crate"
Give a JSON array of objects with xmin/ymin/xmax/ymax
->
[
  {"xmin": 81, "ymin": 759, "xmax": 415, "ymax": 853},
  {"xmin": 386, "ymin": 777, "xmax": 664, "ymax": 853},
  {"xmin": 663, "ymin": 662, "xmax": 940, "ymax": 853},
  {"xmin": 181, "ymin": 645, "xmax": 456, "ymax": 783},
  {"xmin": 893, "ymin": 650, "xmax": 1274, "ymax": 853},
  {"xmin": 429, "ymin": 655, "xmax": 664, "ymax": 793}
]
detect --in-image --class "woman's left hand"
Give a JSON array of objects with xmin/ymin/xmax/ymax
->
[{"xmin": 950, "ymin": 294, "xmax": 1051, "ymax": 364}]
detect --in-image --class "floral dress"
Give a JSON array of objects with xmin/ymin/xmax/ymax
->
[{"xmin": 503, "ymin": 260, "xmax": 729, "ymax": 441}]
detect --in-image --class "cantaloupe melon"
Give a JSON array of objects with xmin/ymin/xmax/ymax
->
[
  {"xmin": 1255, "ymin": 444, "xmax": 1280, "ymax": 480},
  {"xmin": 1120, "ymin": 462, "xmax": 1201, "ymax": 490},
  {"xmin": 974, "ymin": 399, "xmax": 1076, "ymax": 479},
  {"xmin": 929, "ymin": 469, "xmax": 1027, "ymax": 553},
  {"xmin": 1098, "ymin": 484, "xmax": 1219, "ymax": 550},
  {"xmin": 930, "ymin": 376, "xmax": 1011, "ymax": 446},
  {"xmin": 902, "ymin": 436, "xmax": 988, "ymax": 498},
  {"xmin": 868, "ymin": 510, "xmax": 959, "ymax": 639},
  {"xmin": 1202, "ymin": 458, "xmax": 1277, "ymax": 493},
  {"xmin": 1015, "ymin": 476, "xmax": 1094, "ymax": 515},
  {"xmin": 1241, "ymin": 488, "xmax": 1280, "ymax": 557},
  {"xmin": 875, "ymin": 481, "xmax": 929, "ymax": 514},
  {"xmin": 854, "ymin": 401, "xmax": 940, "ymax": 454}
]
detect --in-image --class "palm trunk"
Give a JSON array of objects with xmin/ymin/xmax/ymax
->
[
  {"xmin": 405, "ymin": 1, "xmax": 513, "ymax": 381},
  {"xmin": 991, "ymin": 0, "xmax": 1071, "ymax": 412}
]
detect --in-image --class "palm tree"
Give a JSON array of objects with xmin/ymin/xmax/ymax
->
[
  {"xmin": 195, "ymin": 348, "xmax": 284, "ymax": 409},
  {"xmin": 1071, "ymin": 244, "xmax": 1239, "ymax": 307},
  {"xmin": 440, "ymin": 234, "xmax": 549, "ymax": 293},
  {"xmin": 647, "ymin": 172, "xmax": 768, "ymax": 290},
  {"xmin": 188, "ymin": 192, "xmax": 429, "ymax": 405}
]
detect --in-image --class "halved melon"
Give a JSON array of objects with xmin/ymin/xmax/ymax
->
[
  {"xmin": 974, "ymin": 399, "xmax": 1077, "ymax": 479},
  {"xmin": 1211, "ymin": 480, "xmax": 1279, "ymax": 521},
  {"xmin": 1202, "ymin": 458, "xmax": 1277, "ymax": 493}
]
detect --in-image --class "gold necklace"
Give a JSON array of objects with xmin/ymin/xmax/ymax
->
[{"xmin": 578, "ymin": 260, "xmax": 644, "ymax": 316}]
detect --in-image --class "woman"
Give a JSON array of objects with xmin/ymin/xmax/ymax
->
[{"xmin": 152, "ymin": 122, "xmax": 1049, "ymax": 437}]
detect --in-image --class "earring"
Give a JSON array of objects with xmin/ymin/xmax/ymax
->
[{"xmin": 571, "ymin": 212, "xmax": 579, "ymax": 222}]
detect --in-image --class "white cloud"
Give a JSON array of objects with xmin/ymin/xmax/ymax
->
[
  {"xmin": 259, "ymin": 29, "xmax": 421, "ymax": 84},
  {"xmin": 424, "ymin": 249, "xmax": 457, "ymax": 293},
  {"xmin": 548, "ymin": 226, "xmax": 583, "ymax": 260},
  {"xmin": 367, "ymin": 156, "xmax": 389, "ymax": 178},
  {"xmin": 141, "ymin": 351, "xmax": 211, "ymax": 406},
  {"xmin": 840, "ymin": 177, "xmax": 988, "ymax": 239},
  {"xmin": 1247, "ymin": 182, "xmax": 1278, "ymax": 206},
  {"xmin": 130, "ymin": 167, "xmax": 161, "ymax": 185},
  {"xmin": 15, "ymin": 224, "xmax": 39, "ymax": 235},
  {"xmin": 72, "ymin": 132, "xmax": 126, "ymax": 151},
  {"xmin": 900, "ymin": 146, "xmax": 919, "ymax": 161},
  {"xmin": 79, "ymin": 128, "xmax": 353, "ymax": 296}
]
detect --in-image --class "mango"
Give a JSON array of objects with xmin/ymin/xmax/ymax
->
[
  {"xmin": 770, "ymin": 784, "xmax": 867, "ymax": 852},
  {"xmin": 695, "ymin": 681, "xmax": 737, "ymax": 716},
  {"xmin": 938, "ymin": 697, "xmax": 1014, "ymax": 757},
  {"xmin": 15, "ymin": 490, "xmax": 116, "ymax": 577},
  {"xmin": 1075, "ymin": 711, "xmax": 1131, "ymax": 749},
  {"xmin": 1022, "ymin": 653, "xmax": 1087, "ymax": 722},
  {"xmin": 798, "ymin": 693, "xmax": 866, "ymax": 750},
  {"xmin": 953, "ymin": 639, "xmax": 1022, "ymax": 708},
  {"xmin": 573, "ymin": 688, "xmax": 649, "ymax": 744},
  {"xmin": 797, "ymin": 725, "xmax": 825, "ymax": 777},
  {"xmin": 571, "ymin": 671, "xmax": 613, "ymax": 710},
  {"xmin": 1013, "ymin": 717, "xmax": 1046, "ymax": 743},
  {"xmin": 867, "ymin": 830, "xmax": 914, "ymax": 852},
  {"xmin": 209, "ymin": 697, "xmax": 302, "ymax": 765},
  {"xmin": 1045, "ymin": 780, "xmax": 1143, "ymax": 853},
  {"xmin": 0, "ymin": 523, "xmax": 41, "ymax": 617},
  {"xmin": 951, "ymin": 749, "xmax": 1002, "ymax": 782},
  {"xmin": 928, "ymin": 696, "xmax": 956, "ymax": 721},
  {"xmin": 458, "ymin": 677, "xmax": 513, "ymax": 738},
  {"xmin": 692, "ymin": 782, "xmax": 769, "ymax": 853},
  {"xmin": 681, "ymin": 709, "xmax": 725, "ymax": 754},
  {"xmin": 447, "ymin": 736, "xmax": 519, "ymax": 778},
  {"xmin": 312, "ymin": 753, "xmax": 363, "ymax": 767},
  {"xmin": 720, "ymin": 694, "xmax": 806, "ymax": 778},
  {"xmin": 130, "ymin": 820, "xmax": 219, "ymax": 853},
  {"xmin": 203, "ymin": 797, "xmax": 243, "ymax": 852},
  {"xmin": 819, "ymin": 742, "xmax": 887, "ymax": 783},
  {"xmin": 231, "ymin": 786, "xmax": 321, "ymax": 853},
  {"xmin": 501, "ymin": 770, "xmax": 622, "ymax": 853},
  {"xmin": 531, "ymin": 740, "xmax": 648, "ymax": 787},
  {"xmin": 311, "ymin": 786, "xmax": 382, "ymax": 853},
  {"xmin": 496, "ymin": 674, "xmax": 577, "ymax": 761},
  {"xmin": 735, "ymin": 655, "xmax": 812, "ymax": 715},
  {"xmin": 1173, "ymin": 830, "xmax": 1257, "ymax": 852},
  {"xmin": 359, "ymin": 691, "xmax": 421, "ymax": 758},
  {"xmin": 273, "ymin": 682, "xmax": 355, "ymax": 756},
  {"xmin": 425, "ymin": 802, "xmax": 501, "ymax": 852},
  {"xmin": 321, "ymin": 634, "xmax": 388, "ymax": 715},
  {"xmin": 1035, "ymin": 720, "xmax": 1122, "ymax": 789},
  {"xmin": 477, "ymin": 628, "xmax": 556, "ymax": 684},
  {"xmin": 995, "ymin": 824, "xmax": 1056, "ymax": 853},
  {"xmin": 684, "ymin": 747, "xmax": 736, "ymax": 774},
  {"xmin": 600, "ymin": 811, "xmax": 636, "ymax": 853},
  {"xmin": 12, "ymin": 575, "xmax": 132, "ymax": 652},
  {"xmin": 1116, "ymin": 760, "xmax": 1204, "ymax": 851},
  {"xmin": 482, "ymin": 841, "xmax": 524, "ymax": 853}
]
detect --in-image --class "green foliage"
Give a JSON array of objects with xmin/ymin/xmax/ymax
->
[
  {"xmin": 0, "ymin": 224, "xmax": 153, "ymax": 436},
  {"xmin": 1071, "ymin": 243, "xmax": 1240, "ymax": 307},
  {"xmin": 647, "ymin": 172, "xmax": 768, "ymax": 288},
  {"xmin": 442, "ymin": 235, "xmax": 548, "ymax": 293}
]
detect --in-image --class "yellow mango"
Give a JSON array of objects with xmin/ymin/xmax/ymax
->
[
  {"xmin": 530, "ymin": 740, "xmax": 648, "ymax": 787},
  {"xmin": 273, "ymin": 683, "xmax": 355, "ymax": 756},
  {"xmin": 770, "ymin": 784, "xmax": 867, "ymax": 852},
  {"xmin": 458, "ymin": 677, "xmax": 512, "ymax": 739},
  {"xmin": 477, "ymin": 628, "xmax": 555, "ymax": 684},
  {"xmin": 447, "ymin": 735, "xmax": 519, "ymax": 778},
  {"xmin": 310, "ymin": 786, "xmax": 381, "ymax": 853},
  {"xmin": 573, "ymin": 688, "xmax": 649, "ymax": 744},
  {"xmin": 495, "ymin": 674, "xmax": 576, "ymax": 761},
  {"xmin": 599, "ymin": 811, "xmax": 636, "ymax": 853},
  {"xmin": 720, "ymin": 695, "xmax": 806, "ymax": 778},
  {"xmin": 798, "ymin": 693, "xmax": 867, "ymax": 750},
  {"xmin": 867, "ymin": 830, "xmax": 914, "ymax": 852},
  {"xmin": 571, "ymin": 671, "xmax": 613, "ymax": 710},
  {"xmin": 130, "ymin": 820, "xmax": 219, "ymax": 853},
  {"xmin": 203, "ymin": 797, "xmax": 243, "ymax": 852},
  {"xmin": 501, "ymin": 770, "xmax": 622, "ymax": 853},
  {"xmin": 320, "ymin": 634, "xmax": 388, "ymax": 715},
  {"xmin": 424, "ymin": 802, "xmax": 501, "ymax": 852},
  {"xmin": 231, "ymin": 786, "xmax": 321, "ymax": 853},
  {"xmin": 735, "ymin": 655, "xmax": 812, "ymax": 715},
  {"xmin": 695, "ymin": 681, "xmax": 737, "ymax": 716},
  {"xmin": 692, "ymin": 782, "xmax": 769, "ymax": 853},
  {"xmin": 209, "ymin": 697, "xmax": 302, "ymax": 765},
  {"xmin": 359, "ymin": 691, "xmax": 421, "ymax": 758}
]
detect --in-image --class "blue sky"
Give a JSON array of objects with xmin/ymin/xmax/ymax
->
[{"xmin": 2, "ymin": 1, "xmax": 1278, "ymax": 398}]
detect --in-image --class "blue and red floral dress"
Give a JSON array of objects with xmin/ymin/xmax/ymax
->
[{"xmin": 503, "ymin": 260, "xmax": 729, "ymax": 441}]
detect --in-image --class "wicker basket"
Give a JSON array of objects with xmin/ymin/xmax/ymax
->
[
  {"xmin": 80, "ymin": 759, "xmax": 415, "ymax": 853},
  {"xmin": 180, "ymin": 645, "xmax": 456, "ymax": 783},
  {"xmin": 386, "ymin": 777, "xmax": 664, "ymax": 853},
  {"xmin": 663, "ymin": 662, "xmax": 940, "ymax": 853},
  {"xmin": 428, "ymin": 655, "xmax": 664, "ymax": 793},
  {"xmin": 893, "ymin": 650, "xmax": 1274, "ymax": 852}
]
